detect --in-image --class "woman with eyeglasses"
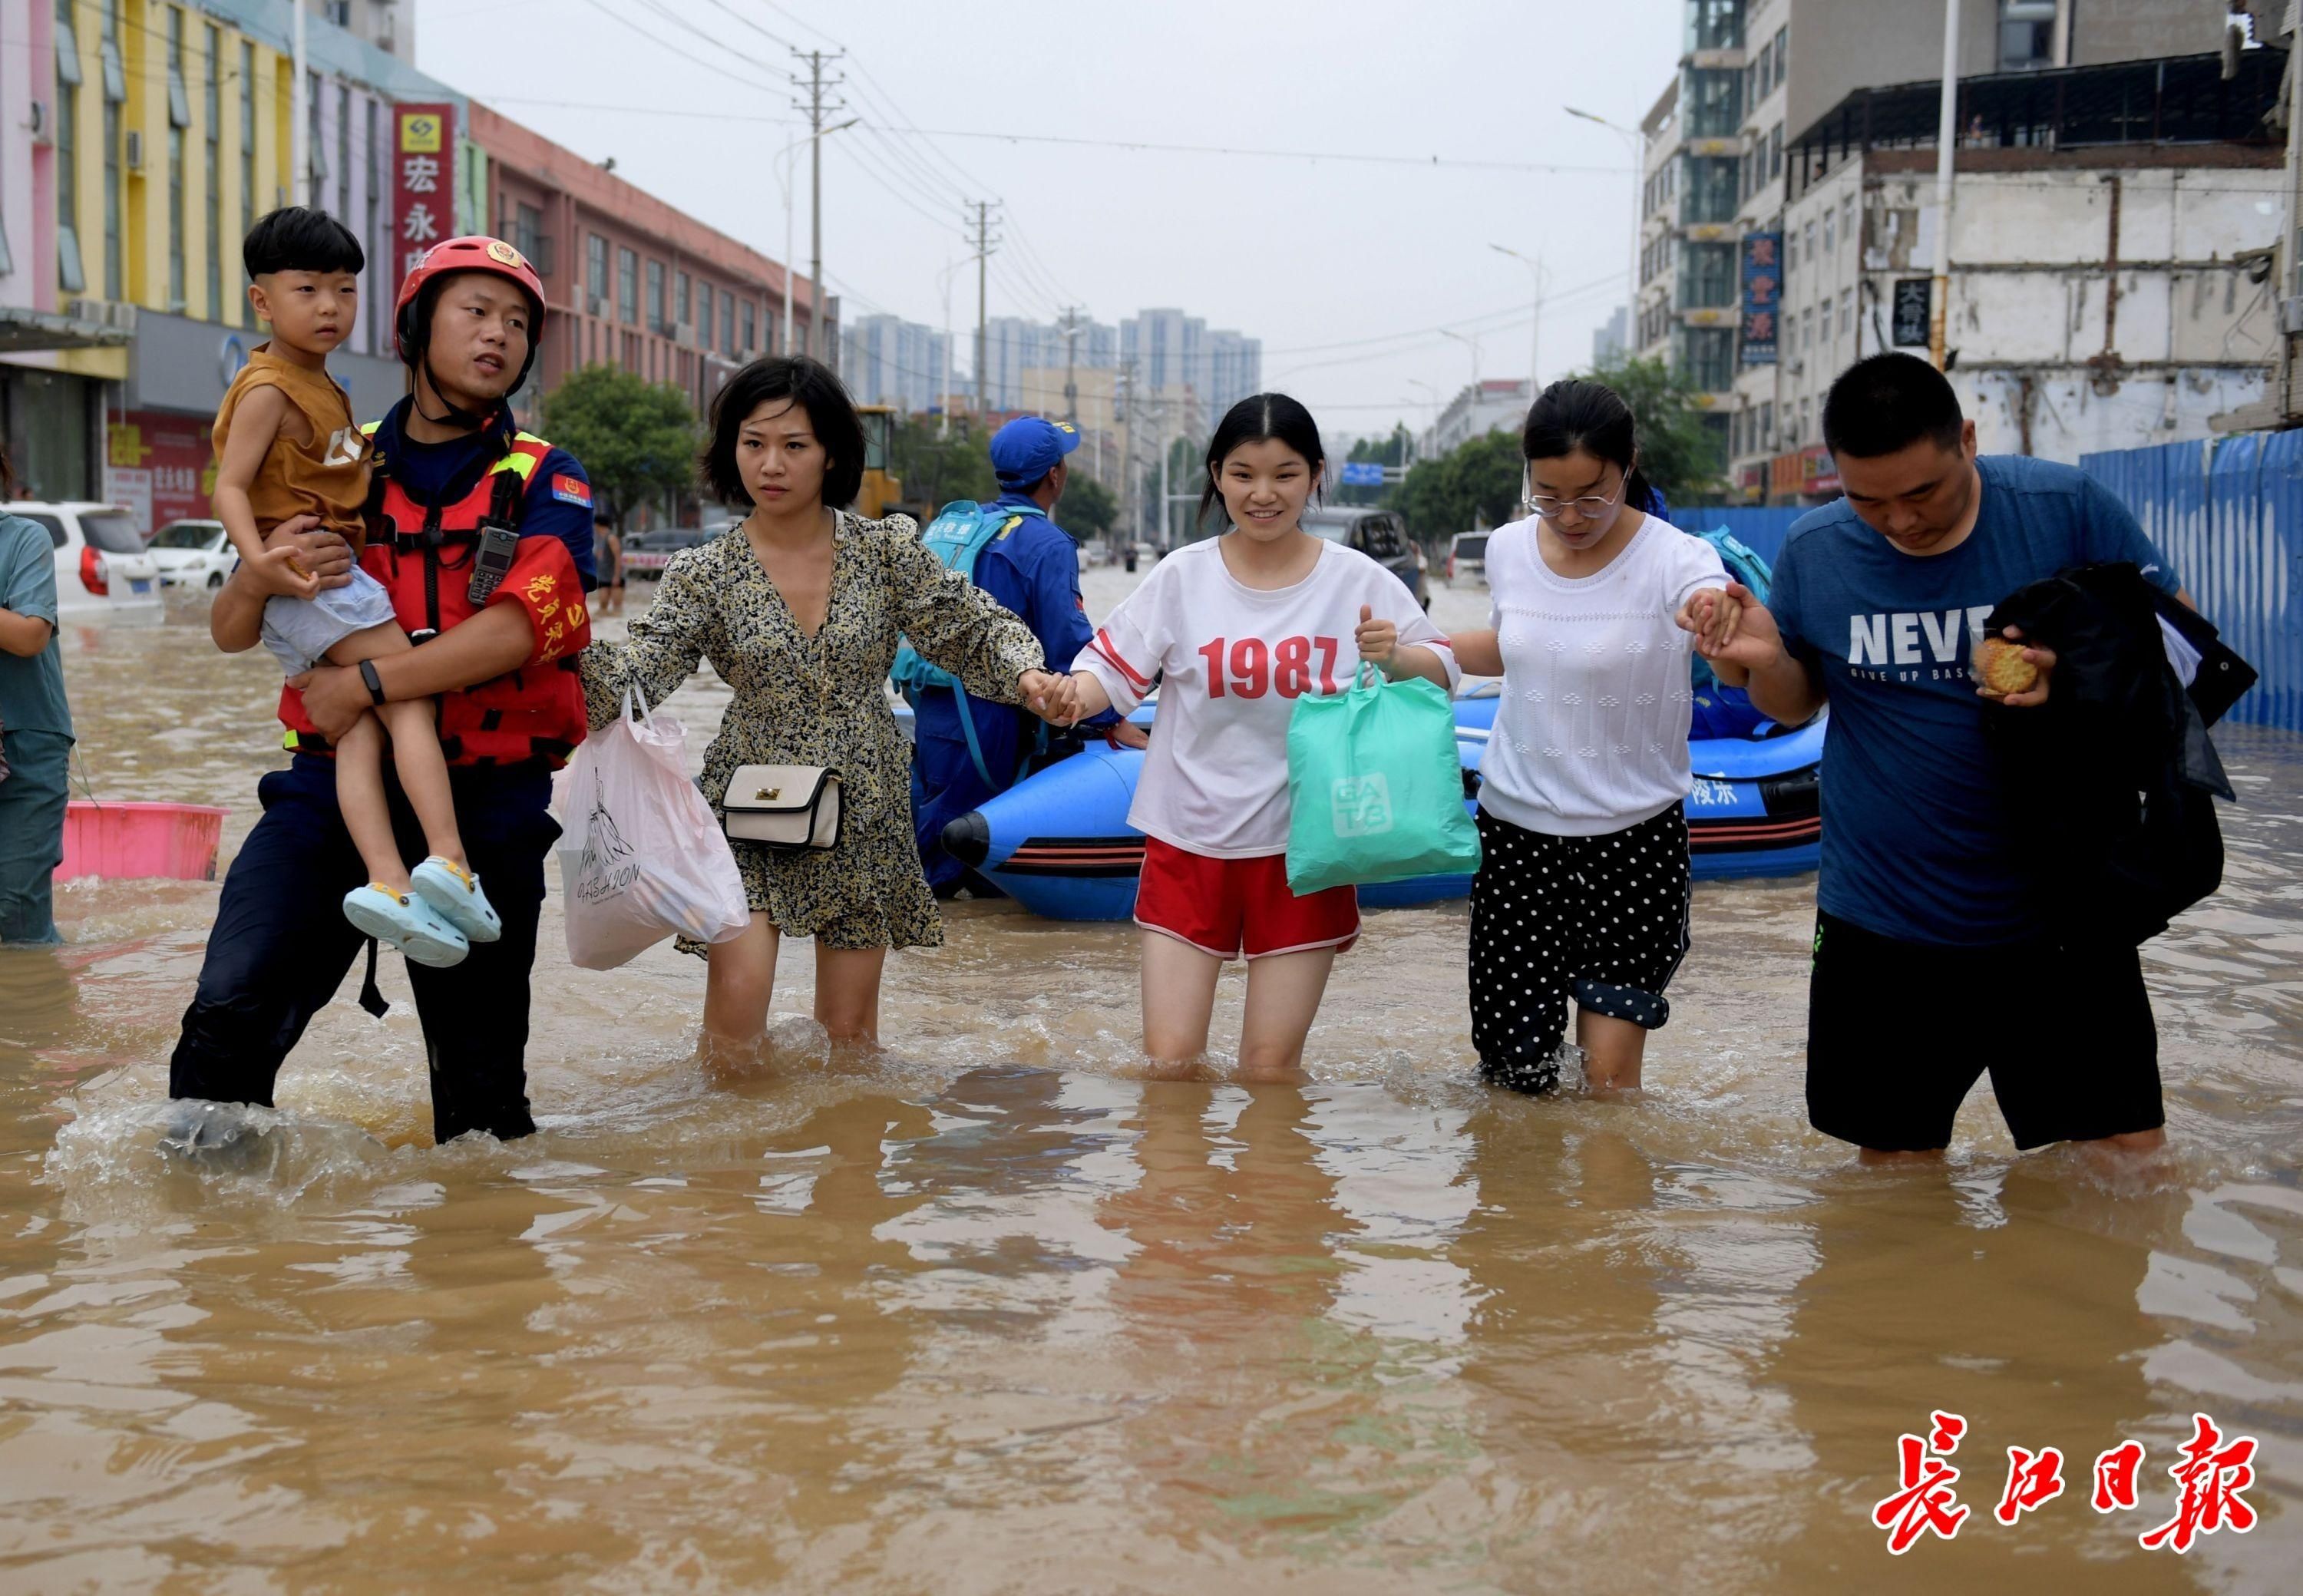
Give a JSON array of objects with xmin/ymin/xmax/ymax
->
[{"xmin": 1446, "ymin": 379, "xmax": 1734, "ymax": 1096}]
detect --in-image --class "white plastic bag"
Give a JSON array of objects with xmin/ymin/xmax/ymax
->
[{"xmin": 556, "ymin": 686, "xmax": 751, "ymax": 970}]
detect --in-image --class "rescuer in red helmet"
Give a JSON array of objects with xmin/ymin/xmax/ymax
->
[{"xmin": 170, "ymin": 236, "xmax": 599, "ymax": 1152}]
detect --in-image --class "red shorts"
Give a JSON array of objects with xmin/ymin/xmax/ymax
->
[{"xmin": 1134, "ymin": 838, "xmax": 1360, "ymax": 960}]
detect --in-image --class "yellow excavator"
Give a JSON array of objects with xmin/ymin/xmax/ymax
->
[{"xmin": 856, "ymin": 405, "xmax": 904, "ymax": 520}]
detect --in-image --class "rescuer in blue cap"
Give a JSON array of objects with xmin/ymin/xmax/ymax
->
[{"xmin": 910, "ymin": 415, "xmax": 1134, "ymax": 894}]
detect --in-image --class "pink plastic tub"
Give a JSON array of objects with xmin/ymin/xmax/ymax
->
[{"xmin": 56, "ymin": 801, "xmax": 229, "ymax": 883}]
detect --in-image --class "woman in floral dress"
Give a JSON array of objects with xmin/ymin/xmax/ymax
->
[{"xmin": 580, "ymin": 356, "xmax": 1068, "ymax": 1050}]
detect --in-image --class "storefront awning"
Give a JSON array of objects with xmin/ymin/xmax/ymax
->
[{"xmin": 0, "ymin": 305, "xmax": 131, "ymax": 354}]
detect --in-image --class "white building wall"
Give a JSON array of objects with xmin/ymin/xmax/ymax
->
[{"xmin": 1776, "ymin": 159, "xmax": 2281, "ymax": 471}]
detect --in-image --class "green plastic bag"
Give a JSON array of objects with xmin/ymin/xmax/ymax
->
[{"xmin": 1285, "ymin": 666, "xmax": 1482, "ymax": 894}]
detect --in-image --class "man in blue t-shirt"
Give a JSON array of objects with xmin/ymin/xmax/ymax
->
[
  {"xmin": 911, "ymin": 415, "xmax": 1134, "ymax": 894},
  {"xmin": 1692, "ymin": 354, "xmax": 2189, "ymax": 1162}
]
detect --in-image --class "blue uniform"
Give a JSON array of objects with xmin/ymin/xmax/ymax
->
[{"xmin": 911, "ymin": 493, "xmax": 1099, "ymax": 891}]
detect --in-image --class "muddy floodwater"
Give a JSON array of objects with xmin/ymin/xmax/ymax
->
[{"xmin": 5, "ymin": 568, "xmax": 2303, "ymax": 1594}]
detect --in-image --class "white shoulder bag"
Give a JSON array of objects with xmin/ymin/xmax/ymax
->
[{"xmin": 723, "ymin": 765, "xmax": 842, "ymax": 851}]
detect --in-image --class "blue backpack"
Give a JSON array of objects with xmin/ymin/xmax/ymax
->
[
  {"xmin": 1690, "ymin": 526, "xmax": 1774, "ymax": 695},
  {"xmin": 893, "ymin": 499, "xmax": 1046, "ymax": 784}
]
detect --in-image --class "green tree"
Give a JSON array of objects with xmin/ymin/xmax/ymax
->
[
  {"xmin": 1336, "ymin": 423, "xmax": 1413, "ymax": 507},
  {"xmin": 1569, "ymin": 352, "xmax": 1728, "ymax": 507},
  {"xmin": 1393, "ymin": 428, "xmax": 1525, "ymax": 545},
  {"xmin": 540, "ymin": 363, "xmax": 699, "ymax": 529},
  {"xmin": 889, "ymin": 415, "xmax": 998, "ymax": 511},
  {"xmin": 1056, "ymin": 472, "xmax": 1116, "ymax": 540}
]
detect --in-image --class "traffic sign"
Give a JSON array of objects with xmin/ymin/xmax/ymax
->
[{"xmin": 1338, "ymin": 461, "xmax": 1386, "ymax": 487}]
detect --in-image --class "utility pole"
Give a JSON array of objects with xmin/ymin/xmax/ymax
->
[
  {"xmin": 1155, "ymin": 395, "xmax": 1171, "ymax": 549},
  {"xmin": 968, "ymin": 201, "xmax": 1000, "ymax": 415},
  {"xmin": 1928, "ymin": 0, "xmax": 1960, "ymax": 372},
  {"xmin": 794, "ymin": 48, "xmax": 846, "ymax": 363},
  {"xmin": 1118, "ymin": 359, "xmax": 1138, "ymax": 542},
  {"xmin": 1061, "ymin": 306, "xmax": 1082, "ymax": 425},
  {"xmin": 291, "ymin": 0, "xmax": 308, "ymax": 206}
]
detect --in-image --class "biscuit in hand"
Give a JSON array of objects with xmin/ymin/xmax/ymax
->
[{"xmin": 1973, "ymin": 635, "xmax": 2039, "ymax": 696}]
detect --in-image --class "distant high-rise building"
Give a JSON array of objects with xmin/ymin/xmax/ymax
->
[
  {"xmin": 1594, "ymin": 306, "xmax": 1628, "ymax": 365},
  {"xmin": 843, "ymin": 315, "xmax": 950, "ymax": 414},
  {"xmin": 1121, "ymin": 309, "xmax": 1260, "ymax": 431}
]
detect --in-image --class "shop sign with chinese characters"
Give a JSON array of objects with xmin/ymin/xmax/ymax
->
[
  {"xmin": 391, "ymin": 104, "xmax": 457, "ymax": 286},
  {"xmin": 1740, "ymin": 232, "xmax": 1780, "ymax": 365}
]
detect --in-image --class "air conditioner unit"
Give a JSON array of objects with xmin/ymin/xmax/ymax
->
[
  {"xmin": 586, "ymin": 295, "xmax": 610, "ymax": 319},
  {"xmin": 674, "ymin": 322, "xmax": 698, "ymax": 346},
  {"xmin": 27, "ymin": 100, "xmax": 51, "ymax": 146},
  {"xmin": 67, "ymin": 298, "xmax": 137, "ymax": 331},
  {"xmin": 124, "ymin": 130, "xmax": 144, "ymax": 171}
]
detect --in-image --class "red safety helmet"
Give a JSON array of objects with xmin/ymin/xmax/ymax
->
[{"xmin": 393, "ymin": 235, "xmax": 547, "ymax": 396}]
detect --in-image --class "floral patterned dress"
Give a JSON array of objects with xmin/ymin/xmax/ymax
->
[{"xmin": 579, "ymin": 511, "xmax": 1044, "ymax": 952}]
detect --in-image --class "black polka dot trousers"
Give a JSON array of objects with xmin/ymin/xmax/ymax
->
[{"xmin": 1468, "ymin": 802, "xmax": 1693, "ymax": 1095}]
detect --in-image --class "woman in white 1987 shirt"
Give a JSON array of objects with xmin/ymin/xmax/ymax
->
[
  {"xmin": 1447, "ymin": 380, "xmax": 1733, "ymax": 1096},
  {"xmin": 1046, "ymin": 395, "xmax": 1459, "ymax": 1082}
]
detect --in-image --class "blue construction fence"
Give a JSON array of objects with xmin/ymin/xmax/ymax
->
[
  {"xmin": 1693, "ymin": 441, "xmax": 2303, "ymax": 735},
  {"xmin": 2082, "ymin": 433, "xmax": 2303, "ymax": 735},
  {"xmin": 1675, "ymin": 507, "xmax": 1803, "ymax": 566}
]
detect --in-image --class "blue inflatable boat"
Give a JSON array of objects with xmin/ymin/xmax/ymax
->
[{"xmin": 938, "ymin": 692, "xmax": 1823, "ymax": 923}]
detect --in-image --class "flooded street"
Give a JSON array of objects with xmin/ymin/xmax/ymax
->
[{"xmin": 5, "ymin": 569, "xmax": 2303, "ymax": 1593}]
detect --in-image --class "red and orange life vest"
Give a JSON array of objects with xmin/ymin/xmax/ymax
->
[{"xmin": 278, "ymin": 426, "xmax": 591, "ymax": 768}]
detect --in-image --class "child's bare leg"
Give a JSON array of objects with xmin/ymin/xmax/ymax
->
[
  {"xmin": 332, "ymin": 712, "xmax": 409, "ymax": 890},
  {"xmin": 323, "ymin": 623, "xmax": 464, "ymax": 865}
]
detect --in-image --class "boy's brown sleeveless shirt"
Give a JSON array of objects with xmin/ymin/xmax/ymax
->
[{"xmin": 210, "ymin": 343, "xmax": 372, "ymax": 543}]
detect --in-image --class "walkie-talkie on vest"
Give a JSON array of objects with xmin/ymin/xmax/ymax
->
[
  {"xmin": 468, "ymin": 523, "xmax": 519, "ymax": 606},
  {"xmin": 466, "ymin": 467, "xmax": 527, "ymax": 606}
]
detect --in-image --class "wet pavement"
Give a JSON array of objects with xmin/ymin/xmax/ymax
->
[{"xmin": 3, "ymin": 573, "xmax": 2301, "ymax": 1592}]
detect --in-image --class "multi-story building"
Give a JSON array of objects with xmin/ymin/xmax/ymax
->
[
  {"xmin": 1593, "ymin": 306, "xmax": 1628, "ymax": 365},
  {"xmin": 1629, "ymin": 0, "xmax": 2258, "ymax": 500},
  {"xmin": 842, "ymin": 312, "xmax": 948, "ymax": 415},
  {"xmin": 13, "ymin": 0, "xmax": 440, "ymax": 525},
  {"xmin": 1424, "ymin": 378, "xmax": 1535, "ymax": 458},
  {"xmin": 472, "ymin": 103, "xmax": 817, "ymax": 438},
  {"xmin": 304, "ymin": 0, "xmax": 407, "ymax": 60},
  {"xmin": 1634, "ymin": 78, "xmax": 1680, "ymax": 362},
  {"xmin": 1119, "ymin": 308, "xmax": 1261, "ymax": 430},
  {"xmin": 0, "ymin": 1, "xmax": 817, "ymax": 527},
  {"xmin": 1766, "ymin": 48, "xmax": 2283, "ymax": 497}
]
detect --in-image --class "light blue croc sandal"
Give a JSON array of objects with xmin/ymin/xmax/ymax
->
[
  {"xmin": 343, "ymin": 882, "xmax": 471, "ymax": 967},
  {"xmin": 411, "ymin": 857, "xmax": 503, "ymax": 943}
]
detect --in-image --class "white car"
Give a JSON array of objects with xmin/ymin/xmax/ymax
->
[
  {"xmin": 6, "ymin": 501, "xmax": 166, "ymax": 617},
  {"xmin": 148, "ymin": 519, "xmax": 240, "ymax": 589}
]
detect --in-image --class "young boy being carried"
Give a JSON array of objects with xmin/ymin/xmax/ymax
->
[{"xmin": 211, "ymin": 207, "xmax": 499, "ymax": 967}]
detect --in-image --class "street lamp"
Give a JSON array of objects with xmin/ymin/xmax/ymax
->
[
  {"xmin": 775, "ymin": 119, "xmax": 857, "ymax": 358},
  {"xmin": 1406, "ymin": 377, "xmax": 1440, "ymax": 461},
  {"xmin": 1565, "ymin": 106, "xmax": 1645, "ymax": 352},
  {"xmin": 1490, "ymin": 243, "xmax": 1548, "ymax": 399},
  {"xmin": 1440, "ymin": 327, "xmax": 1482, "ymax": 389}
]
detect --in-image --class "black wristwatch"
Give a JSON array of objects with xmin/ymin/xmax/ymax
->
[{"xmin": 359, "ymin": 659, "xmax": 388, "ymax": 706}]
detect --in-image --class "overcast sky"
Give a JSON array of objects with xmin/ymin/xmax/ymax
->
[{"xmin": 416, "ymin": 0, "xmax": 1683, "ymax": 442}]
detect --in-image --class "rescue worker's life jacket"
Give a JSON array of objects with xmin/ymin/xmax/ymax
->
[{"xmin": 278, "ymin": 424, "xmax": 589, "ymax": 768}]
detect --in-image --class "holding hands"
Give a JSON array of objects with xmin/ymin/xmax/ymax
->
[
  {"xmin": 1019, "ymin": 669, "xmax": 1076, "ymax": 725},
  {"xmin": 1674, "ymin": 581, "xmax": 1783, "ymax": 682}
]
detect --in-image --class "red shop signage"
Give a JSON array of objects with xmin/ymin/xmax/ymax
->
[{"xmin": 391, "ymin": 104, "xmax": 456, "ymax": 289}]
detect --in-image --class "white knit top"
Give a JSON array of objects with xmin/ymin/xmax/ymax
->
[{"xmin": 1475, "ymin": 515, "xmax": 1728, "ymax": 837}]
